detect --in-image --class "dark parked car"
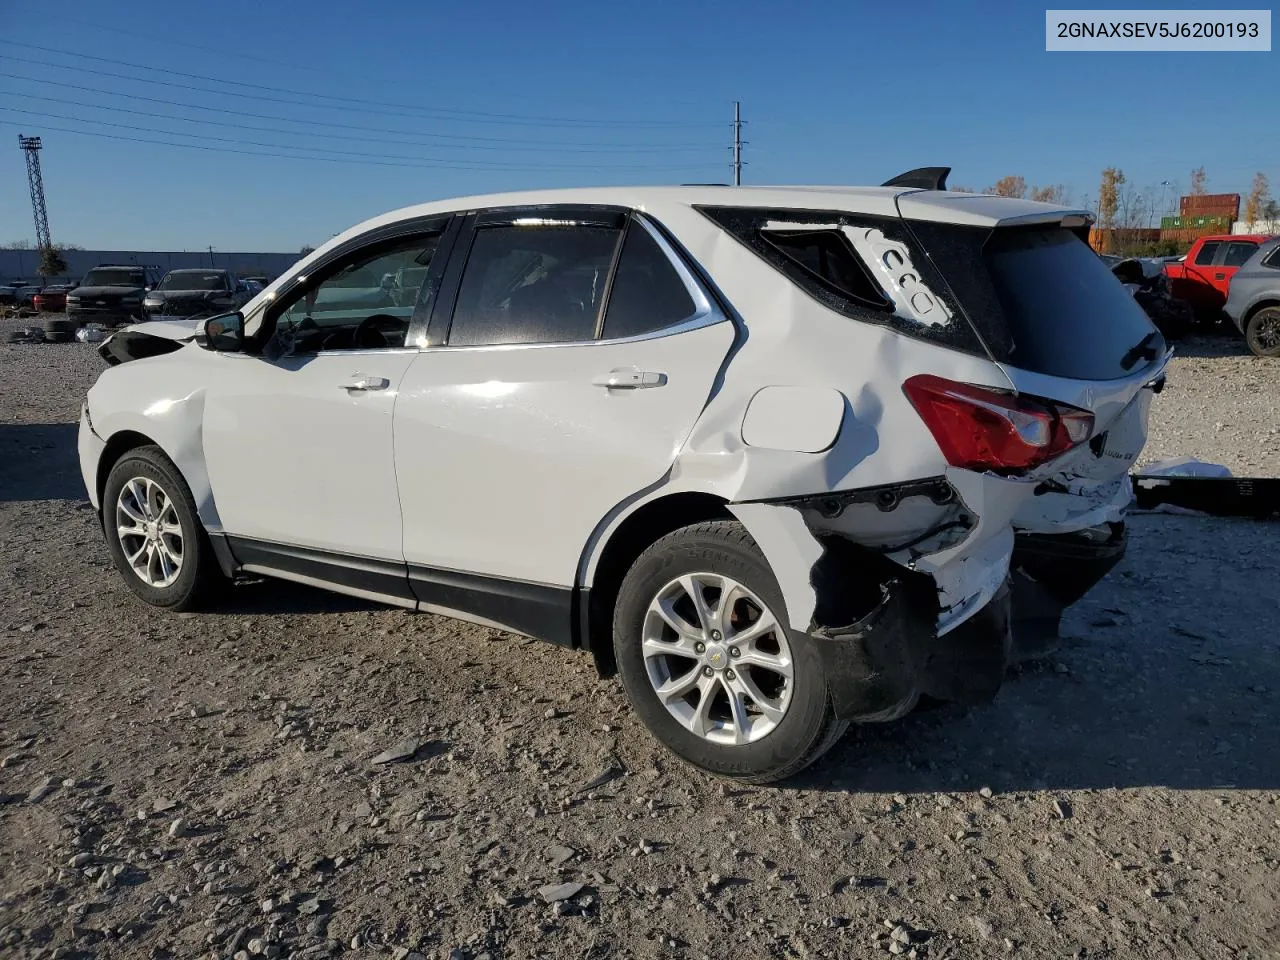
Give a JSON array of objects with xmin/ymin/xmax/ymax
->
[
  {"xmin": 142, "ymin": 269, "xmax": 253, "ymax": 320},
  {"xmin": 1224, "ymin": 236, "xmax": 1280, "ymax": 357},
  {"xmin": 67, "ymin": 265, "xmax": 163, "ymax": 326}
]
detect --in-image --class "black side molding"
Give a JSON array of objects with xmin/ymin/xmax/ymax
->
[{"xmin": 881, "ymin": 166, "xmax": 951, "ymax": 191}]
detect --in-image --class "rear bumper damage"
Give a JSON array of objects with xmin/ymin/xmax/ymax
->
[{"xmin": 731, "ymin": 476, "xmax": 1127, "ymax": 723}]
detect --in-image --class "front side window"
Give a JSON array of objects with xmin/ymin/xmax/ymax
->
[
  {"xmin": 600, "ymin": 221, "xmax": 697, "ymax": 340},
  {"xmin": 447, "ymin": 224, "xmax": 620, "ymax": 346},
  {"xmin": 1194, "ymin": 241, "xmax": 1221, "ymax": 265},
  {"xmin": 263, "ymin": 232, "xmax": 443, "ymax": 355},
  {"xmin": 1223, "ymin": 241, "xmax": 1259, "ymax": 267}
]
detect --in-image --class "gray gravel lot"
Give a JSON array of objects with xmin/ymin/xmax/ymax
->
[{"xmin": 1, "ymin": 320, "xmax": 1278, "ymax": 959}]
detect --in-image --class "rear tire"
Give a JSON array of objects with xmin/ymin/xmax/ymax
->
[
  {"xmin": 1244, "ymin": 307, "xmax": 1280, "ymax": 358},
  {"xmin": 102, "ymin": 446, "xmax": 226, "ymax": 612},
  {"xmin": 613, "ymin": 520, "xmax": 846, "ymax": 783}
]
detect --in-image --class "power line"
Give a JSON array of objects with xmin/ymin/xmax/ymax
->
[
  {"xmin": 0, "ymin": 118, "xmax": 722, "ymax": 174},
  {"xmin": 0, "ymin": 87, "xmax": 722, "ymax": 155},
  {"xmin": 0, "ymin": 45, "xmax": 717, "ymax": 128}
]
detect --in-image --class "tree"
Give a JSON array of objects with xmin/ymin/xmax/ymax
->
[
  {"xmin": 38, "ymin": 247, "xmax": 68, "ymax": 278},
  {"xmin": 2, "ymin": 239, "xmax": 33, "ymax": 250},
  {"xmin": 299, "ymin": 245, "xmax": 316, "ymax": 257},
  {"xmin": 1098, "ymin": 168, "xmax": 1124, "ymax": 232},
  {"xmin": 1030, "ymin": 184, "xmax": 1068, "ymax": 204},
  {"xmin": 948, "ymin": 184, "xmax": 975, "ymax": 193},
  {"xmin": 1245, "ymin": 172, "xmax": 1272, "ymax": 223},
  {"xmin": 1189, "ymin": 166, "xmax": 1207, "ymax": 195},
  {"xmin": 987, "ymin": 175, "xmax": 1026, "ymax": 199}
]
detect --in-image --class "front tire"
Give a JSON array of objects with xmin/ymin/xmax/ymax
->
[
  {"xmin": 102, "ymin": 445, "xmax": 225, "ymax": 611},
  {"xmin": 1244, "ymin": 306, "xmax": 1280, "ymax": 358},
  {"xmin": 613, "ymin": 520, "xmax": 845, "ymax": 783}
]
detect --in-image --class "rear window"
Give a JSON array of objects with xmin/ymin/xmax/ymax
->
[
  {"xmin": 83, "ymin": 268, "xmax": 145, "ymax": 287},
  {"xmin": 982, "ymin": 227, "xmax": 1163, "ymax": 380},
  {"xmin": 159, "ymin": 271, "xmax": 227, "ymax": 291}
]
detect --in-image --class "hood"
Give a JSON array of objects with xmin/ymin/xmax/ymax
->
[
  {"xmin": 71, "ymin": 284, "xmax": 146, "ymax": 299},
  {"xmin": 98, "ymin": 317, "xmax": 200, "ymax": 366}
]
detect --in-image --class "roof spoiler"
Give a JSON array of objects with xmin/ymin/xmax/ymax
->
[{"xmin": 881, "ymin": 166, "xmax": 951, "ymax": 191}]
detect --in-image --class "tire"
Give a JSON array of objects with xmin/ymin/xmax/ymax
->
[
  {"xmin": 613, "ymin": 520, "xmax": 846, "ymax": 784},
  {"xmin": 1244, "ymin": 306, "xmax": 1280, "ymax": 358},
  {"xmin": 101, "ymin": 445, "xmax": 226, "ymax": 611}
]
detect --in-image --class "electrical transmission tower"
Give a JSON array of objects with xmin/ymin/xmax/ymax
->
[
  {"xmin": 19, "ymin": 135, "xmax": 52, "ymax": 250},
  {"xmin": 731, "ymin": 102, "xmax": 746, "ymax": 186}
]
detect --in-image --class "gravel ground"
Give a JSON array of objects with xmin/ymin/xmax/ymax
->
[{"xmin": 1, "ymin": 320, "xmax": 1278, "ymax": 960}]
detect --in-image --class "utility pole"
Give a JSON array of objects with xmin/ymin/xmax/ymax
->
[
  {"xmin": 731, "ymin": 101, "xmax": 745, "ymax": 186},
  {"xmin": 18, "ymin": 135, "xmax": 52, "ymax": 251},
  {"xmin": 208, "ymin": 245, "xmax": 216, "ymax": 267}
]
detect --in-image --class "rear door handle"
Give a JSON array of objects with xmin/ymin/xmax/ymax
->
[
  {"xmin": 1214, "ymin": 272, "xmax": 1226, "ymax": 280},
  {"xmin": 339, "ymin": 375, "xmax": 390, "ymax": 392},
  {"xmin": 592, "ymin": 368, "xmax": 667, "ymax": 390}
]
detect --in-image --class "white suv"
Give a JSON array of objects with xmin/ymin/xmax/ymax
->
[{"xmin": 78, "ymin": 171, "xmax": 1169, "ymax": 782}]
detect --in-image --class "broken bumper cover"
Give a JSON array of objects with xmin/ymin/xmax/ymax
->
[{"xmin": 806, "ymin": 538, "xmax": 1013, "ymax": 723}]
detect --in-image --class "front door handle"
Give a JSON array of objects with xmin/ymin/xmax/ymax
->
[
  {"xmin": 1214, "ymin": 272, "xmax": 1226, "ymax": 280},
  {"xmin": 592, "ymin": 368, "xmax": 668, "ymax": 390},
  {"xmin": 339, "ymin": 375, "xmax": 390, "ymax": 392}
]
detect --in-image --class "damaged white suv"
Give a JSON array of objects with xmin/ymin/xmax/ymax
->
[{"xmin": 78, "ymin": 169, "xmax": 1169, "ymax": 782}]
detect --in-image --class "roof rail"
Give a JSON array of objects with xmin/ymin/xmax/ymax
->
[{"xmin": 881, "ymin": 166, "xmax": 951, "ymax": 191}]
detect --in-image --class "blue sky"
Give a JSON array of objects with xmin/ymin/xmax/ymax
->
[{"xmin": 0, "ymin": 0, "xmax": 1274, "ymax": 251}]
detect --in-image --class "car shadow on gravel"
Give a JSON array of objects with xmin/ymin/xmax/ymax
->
[
  {"xmin": 0, "ymin": 423, "xmax": 85, "ymax": 502},
  {"xmin": 1171, "ymin": 332, "xmax": 1252, "ymax": 358},
  {"xmin": 793, "ymin": 517, "xmax": 1280, "ymax": 795}
]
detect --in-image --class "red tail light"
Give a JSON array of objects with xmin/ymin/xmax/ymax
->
[{"xmin": 903, "ymin": 374, "xmax": 1094, "ymax": 474}]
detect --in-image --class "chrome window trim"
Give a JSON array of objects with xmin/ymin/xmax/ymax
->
[{"xmin": 433, "ymin": 211, "xmax": 726, "ymax": 353}]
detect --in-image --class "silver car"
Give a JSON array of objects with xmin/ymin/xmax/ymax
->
[{"xmin": 1224, "ymin": 236, "xmax": 1280, "ymax": 357}]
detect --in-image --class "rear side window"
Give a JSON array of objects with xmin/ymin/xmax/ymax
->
[
  {"xmin": 449, "ymin": 224, "xmax": 620, "ymax": 346},
  {"xmin": 982, "ymin": 227, "xmax": 1163, "ymax": 380},
  {"xmin": 1223, "ymin": 241, "xmax": 1258, "ymax": 267},
  {"xmin": 758, "ymin": 229, "xmax": 889, "ymax": 309},
  {"xmin": 1194, "ymin": 242, "xmax": 1221, "ymax": 265},
  {"xmin": 600, "ymin": 222, "xmax": 696, "ymax": 340},
  {"xmin": 1264, "ymin": 246, "xmax": 1280, "ymax": 268}
]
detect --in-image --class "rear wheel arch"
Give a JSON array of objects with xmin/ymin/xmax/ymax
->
[
  {"xmin": 582, "ymin": 491, "xmax": 733, "ymax": 677},
  {"xmin": 1243, "ymin": 298, "xmax": 1280, "ymax": 325}
]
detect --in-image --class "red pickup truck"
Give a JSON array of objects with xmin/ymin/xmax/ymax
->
[{"xmin": 1164, "ymin": 234, "xmax": 1270, "ymax": 315}]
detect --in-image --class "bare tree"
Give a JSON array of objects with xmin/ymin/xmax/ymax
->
[
  {"xmin": 1030, "ymin": 184, "xmax": 1069, "ymax": 204},
  {"xmin": 1189, "ymin": 167, "xmax": 1207, "ymax": 195},
  {"xmin": 1245, "ymin": 172, "xmax": 1272, "ymax": 224},
  {"xmin": 986, "ymin": 176, "xmax": 1027, "ymax": 199}
]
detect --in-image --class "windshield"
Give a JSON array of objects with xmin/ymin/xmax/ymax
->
[
  {"xmin": 158, "ymin": 271, "xmax": 227, "ymax": 292},
  {"xmin": 83, "ymin": 268, "xmax": 145, "ymax": 287}
]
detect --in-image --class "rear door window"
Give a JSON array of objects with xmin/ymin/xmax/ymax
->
[
  {"xmin": 1223, "ymin": 241, "xmax": 1259, "ymax": 267},
  {"xmin": 448, "ymin": 223, "xmax": 621, "ymax": 346},
  {"xmin": 600, "ymin": 221, "xmax": 697, "ymax": 340}
]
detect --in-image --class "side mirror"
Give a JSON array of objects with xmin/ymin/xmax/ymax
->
[{"xmin": 195, "ymin": 311, "xmax": 245, "ymax": 352}]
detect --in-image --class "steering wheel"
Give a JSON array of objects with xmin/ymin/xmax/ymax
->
[{"xmin": 353, "ymin": 313, "xmax": 406, "ymax": 349}]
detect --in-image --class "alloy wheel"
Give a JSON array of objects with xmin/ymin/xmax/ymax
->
[
  {"xmin": 642, "ymin": 572, "xmax": 794, "ymax": 745},
  {"xmin": 115, "ymin": 476, "xmax": 184, "ymax": 588},
  {"xmin": 1255, "ymin": 313, "xmax": 1280, "ymax": 352}
]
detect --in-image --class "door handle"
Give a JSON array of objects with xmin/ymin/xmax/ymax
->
[
  {"xmin": 592, "ymin": 369, "xmax": 667, "ymax": 390},
  {"xmin": 1214, "ymin": 272, "xmax": 1226, "ymax": 280},
  {"xmin": 339, "ymin": 376, "xmax": 390, "ymax": 392}
]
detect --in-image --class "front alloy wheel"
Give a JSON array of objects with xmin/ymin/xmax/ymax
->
[
  {"xmin": 115, "ymin": 476, "xmax": 184, "ymax": 587},
  {"xmin": 642, "ymin": 573, "xmax": 794, "ymax": 745}
]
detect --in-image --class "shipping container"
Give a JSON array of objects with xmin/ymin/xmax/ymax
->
[{"xmin": 1179, "ymin": 193, "xmax": 1240, "ymax": 217}]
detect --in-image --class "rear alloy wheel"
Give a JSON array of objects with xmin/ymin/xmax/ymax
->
[
  {"xmin": 1244, "ymin": 306, "xmax": 1280, "ymax": 358},
  {"xmin": 614, "ymin": 520, "xmax": 846, "ymax": 783},
  {"xmin": 102, "ymin": 446, "xmax": 226, "ymax": 611}
]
